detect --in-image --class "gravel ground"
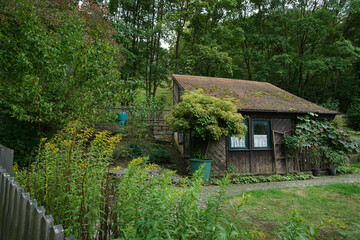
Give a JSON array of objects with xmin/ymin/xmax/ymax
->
[{"xmin": 202, "ymin": 172, "xmax": 360, "ymax": 197}]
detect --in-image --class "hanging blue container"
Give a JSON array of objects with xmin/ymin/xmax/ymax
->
[{"xmin": 116, "ymin": 112, "xmax": 128, "ymax": 125}]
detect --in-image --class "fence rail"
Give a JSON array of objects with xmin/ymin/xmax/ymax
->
[{"xmin": 0, "ymin": 145, "xmax": 74, "ymax": 240}]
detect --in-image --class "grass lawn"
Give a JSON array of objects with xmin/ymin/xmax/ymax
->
[
  {"xmin": 226, "ymin": 183, "xmax": 360, "ymax": 239},
  {"xmin": 138, "ymin": 85, "xmax": 173, "ymax": 107}
]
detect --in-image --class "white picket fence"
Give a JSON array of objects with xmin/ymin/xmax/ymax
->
[{"xmin": 0, "ymin": 145, "xmax": 74, "ymax": 240}]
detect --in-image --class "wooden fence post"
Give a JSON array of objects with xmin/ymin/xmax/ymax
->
[
  {"xmin": 0, "ymin": 146, "xmax": 74, "ymax": 239},
  {"xmin": 0, "ymin": 145, "xmax": 14, "ymax": 175}
]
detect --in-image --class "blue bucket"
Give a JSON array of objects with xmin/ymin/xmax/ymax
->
[{"xmin": 116, "ymin": 112, "xmax": 128, "ymax": 125}]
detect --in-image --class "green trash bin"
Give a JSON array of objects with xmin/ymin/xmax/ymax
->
[{"xmin": 189, "ymin": 158, "xmax": 212, "ymax": 182}]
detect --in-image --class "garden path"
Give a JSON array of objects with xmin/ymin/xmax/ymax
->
[{"xmin": 202, "ymin": 172, "xmax": 360, "ymax": 197}]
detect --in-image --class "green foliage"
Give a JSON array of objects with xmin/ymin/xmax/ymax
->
[
  {"xmin": 0, "ymin": 115, "xmax": 49, "ymax": 167},
  {"xmin": 15, "ymin": 121, "xmax": 122, "ymax": 239},
  {"xmin": 337, "ymin": 162, "xmax": 357, "ymax": 174},
  {"xmin": 324, "ymin": 148, "xmax": 348, "ymax": 168},
  {"xmin": 339, "ymin": 220, "xmax": 360, "ymax": 240},
  {"xmin": 277, "ymin": 210, "xmax": 322, "ymax": 240},
  {"xmin": 348, "ymin": 98, "xmax": 360, "ymax": 130},
  {"xmin": 332, "ymin": 115, "xmax": 345, "ymax": 130},
  {"xmin": 284, "ymin": 114, "xmax": 359, "ymax": 168},
  {"xmin": 113, "ymin": 157, "xmax": 251, "ymax": 239},
  {"xmin": 320, "ymin": 98, "xmax": 340, "ymax": 112},
  {"xmin": 180, "ymin": 44, "xmax": 233, "ymax": 77},
  {"xmin": 109, "ymin": 0, "xmax": 170, "ymax": 97},
  {"xmin": 129, "ymin": 144, "xmax": 144, "ymax": 159},
  {"xmin": 214, "ymin": 174, "xmax": 315, "ymax": 185},
  {"xmin": 0, "ymin": 0, "xmax": 124, "ymax": 127},
  {"xmin": 129, "ymin": 93, "xmax": 166, "ymax": 120},
  {"xmin": 165, "ymin": 89, "xmax": 247, "ymax": 141},
  {"xmin": 112, "ymin": 144, "xmax": 132, "ymax": 160},
  {"xmin": 126, "ymin": 93, "xmax": 166, "ymax": 139},
  {"xmin": 149, "ymin": 144, "xmax": 171, "ymax": 163}
]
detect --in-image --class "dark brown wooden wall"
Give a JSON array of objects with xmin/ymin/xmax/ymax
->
[
  {"xmin": 207, "ymin": 138, "xmax": 227, "ymax": 174},
  {"xmin": 173, "ymin": 81, "xmax": 180, "ymax": 105},
  {"xmin": 226, "ymin": 117, "xmax": 295, "ymax": 175}
]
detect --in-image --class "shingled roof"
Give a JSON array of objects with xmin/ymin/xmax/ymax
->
[{"xmin": 173, "ymin": 74, "xmax": 337, "ymax": 114}]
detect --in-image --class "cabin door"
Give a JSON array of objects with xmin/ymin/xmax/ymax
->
[{"xmin": 272, "ymin": 130, "xmax": 297, "ymax": 173}]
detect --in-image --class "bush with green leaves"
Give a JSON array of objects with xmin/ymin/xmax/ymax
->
[
  {"xmin": 348, "ymin": 99, "xmax": 360, "ymax": 130},
  {"xmin": 165, "ymin": 89, "xmax": 246, "ymax": 141},
  {"xmin": 284, "ymin": 114, "xmax": 359, "ymax": 169},
  {"xmin": 337, "ymin": 162, "xmax": 357, "ymax": 174},
  {"xmin": 0, "ymin": 0, "xmax": 124, "ymax": 127},
  {"xmin": 149, "ymin": 143, "xmax": 171, "ymax": 163},
  {"xmin": 213, "ymin": 174, "xmax": 315, "ymax": 185},
  {"xmin": 165, "ymin": 89, "xmax": 247, "ymax": 157},
  {"xmin": 113, "ymin": 157, "xmax": 251, "ymax": 239},
  {"xmin": 0, "ymin": 0, "xmax": 130, "ymax": 167},
  {"xmin": 127, "ymin": 93, "xmax": 166, "ymax": 139},
  {"xmin": 129, "ymin": 143, "xmax": 144, "ymax": 159}
]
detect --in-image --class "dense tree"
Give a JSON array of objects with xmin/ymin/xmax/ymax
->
[
  {"xmin": 163, "ymin": 0, "xmax": 360, "ymax": 117},
  {"xmin": 0, "ymin": 0, "xmax": 124, "ymax": 127},
  {"xmin": 0, "ymin": 0, "xmax": 126, "ymax": 165},
  {"xmin": 109, "ymin": 0, "xmax": 170, "ymax": 97}
]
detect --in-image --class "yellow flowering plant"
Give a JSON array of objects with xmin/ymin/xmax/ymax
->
[{"xmin": 16, "ymin": 121, "xmax": 122, "ymax": 239}]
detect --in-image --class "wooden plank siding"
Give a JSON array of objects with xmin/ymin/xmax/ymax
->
[
  {"xmin": 207, "ymin": 138, "xmax": 227, "ymax": 174},
  {"xmin": 225, "ymin": 117, "xmax": 295, "ymax": 175}
]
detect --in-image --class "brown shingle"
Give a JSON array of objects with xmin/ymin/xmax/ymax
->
[{"xmin": 173, "ymin": 74, "xmax": 337, "ymax": 114}]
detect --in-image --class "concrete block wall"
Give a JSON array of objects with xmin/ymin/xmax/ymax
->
[{"xmin": 152, "ymin": 120, "xmax": 173, "ymax": 142}]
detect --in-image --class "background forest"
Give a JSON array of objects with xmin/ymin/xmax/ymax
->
[
  {"xmin": 1, "ymin": 0, "xmax": 360, "ymax": 165},
  {"xmin": 109, "ymin": 0, "xmax": 360, "ymax": 111}
]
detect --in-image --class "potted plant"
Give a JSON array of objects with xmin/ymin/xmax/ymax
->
[
  {"xmin": 324, "ymin": 149, "xmax": 347, "ymax": 175},
  {"xmin": 165, "ymin": 89, "xmax": 247, "ymax": 181},
  {"xmin": 285, "ymin": 114, "xmax": 360, "ymax": 177},
  {"xmin": 309, "ymin": 146, "xmax": 325, "ymax": 176}
]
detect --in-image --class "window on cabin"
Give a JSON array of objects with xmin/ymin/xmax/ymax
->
[
  {"xmin": 229, "ymin": 121, "xmax": 249, "ymax": 149},
  {"xmin": 253, "ymin": 121, "xmax": 271, "ymax": 149}
]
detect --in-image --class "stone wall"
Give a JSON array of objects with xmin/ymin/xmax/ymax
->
[
  {"xmin": 151, "ymin": 120, "xmax": 173, "ymax": 142},
  {"xmin": 111, "ymin": 107, "xmax": 174, "ymax": 142}
]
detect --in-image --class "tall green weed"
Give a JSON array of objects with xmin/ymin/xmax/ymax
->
[
  {"xmin": 113, "ymin": 157, "xmax": 250, "ymax": 239},
  {"xmin": 16, "ymin": 121, "xmax": 121, "ymax": 239}
]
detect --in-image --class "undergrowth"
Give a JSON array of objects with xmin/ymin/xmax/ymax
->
[{"xmin": 211, "ymin": 174, "xmax": 315, "ymax": 185}]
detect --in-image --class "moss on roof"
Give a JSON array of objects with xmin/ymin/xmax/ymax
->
[{"xmin": 173, "ymin": 74, "xmax": 337, "ymax": 114}]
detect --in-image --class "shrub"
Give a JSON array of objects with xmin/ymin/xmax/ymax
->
[
  {"xmin": 149, "ymin": 144, "xmax": 171, "ymax": 163},
  {"xmin": 320, "ymin": 97, "xmax": 340, "ymax": 112},
  {"xmin": 129, "ymin": 143, "xmax": 144, "ymax": 159},
  {"xmin": 219, "ymin": 174, "xmax": 315, "ymax": 185},
  {"xmin": 348, "ymin": 99, "xmax": 360, "ymax": 130},
  {"xmin": 337, "ymin": 162, "xmax": 357, "ymax": 174},
  {"xmin": 128, "ymin": 94, "xmax": 166, "ymax": 139},
  {"xmin": 284, "ymin": 114, "xmax": 359, "ymax": 169},
  {"xmin": 112, "ymin": 144, "xmax": 132, "ymax": 160},
  {"xmin": 113, "ymin": 157, "xmax": 251, "ymax": 239},
  {"xmin": 332, "ymin": 115, "xmax": 345, "ymax": 130},
  {"xmin": 165, "ymin": 89, "xmax": 247, "ymax": 157}
]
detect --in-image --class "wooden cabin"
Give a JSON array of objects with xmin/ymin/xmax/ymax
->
[{"xmin": 172, "ymin": 74, "xmax": 338, "ymax": 175}]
